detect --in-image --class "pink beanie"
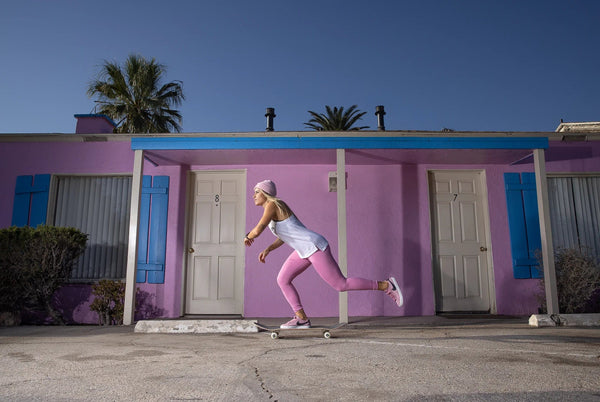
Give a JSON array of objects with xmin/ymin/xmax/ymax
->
[{"xmin": 254, "ymin": 180, "xmax": 277, "ymax": 197}]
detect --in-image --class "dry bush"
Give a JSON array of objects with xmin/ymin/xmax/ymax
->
[{"xmin": 538, "ymin": 248, "xmax": 600, "ymax": 314}]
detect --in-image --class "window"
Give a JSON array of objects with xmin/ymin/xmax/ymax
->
[
  {"xmin": 548, "ymin": 176, "xmax": 600, "ymax": 262},
  {"xmin": 12, "ymin": 173, "xmax": 169, "ymax": 284},
  {"xmin": 49, "ymin": 175, "xmax": 132, "ymax": 281},
  {"xmin": 505, "ymin": 173, "xmax": 600, "ymax": 280}
]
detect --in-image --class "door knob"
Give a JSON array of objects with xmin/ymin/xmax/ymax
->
[
  {"xmin": 480, "ymin": 246, "xmax": 488, "ymax": 252},
  {"xmin": 188, "ymin": 248, "xmax": 195, "ymax": 253}
]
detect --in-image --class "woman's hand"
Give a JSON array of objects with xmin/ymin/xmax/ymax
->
[
  {"xmin": 244, "ymin": 236, "xmax": 254, "ymax": 247},
  {"xmin": 258, "ymin": 248, "xmax": 270, "ymax": 263},
  {"xmin": 259, "ymin": 238, "xmax": 284, "ymax": 263}
]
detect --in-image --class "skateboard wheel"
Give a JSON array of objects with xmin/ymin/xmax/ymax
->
[
  {"xmin": 270, "ymin": 332, "xmax": 279, "ymax": 339},
  {"xmin": 323, "ymin": 331, "xmax": 331, "ymax": 339}
]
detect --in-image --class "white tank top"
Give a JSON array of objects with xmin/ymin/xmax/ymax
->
[{"xmin": 268, "ymin": 215, "xmax": 329, "ymax": 258}]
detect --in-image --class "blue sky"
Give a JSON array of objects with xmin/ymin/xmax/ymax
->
[{"xmin": 1, "ymin": 0, "xmax": 599, "ymax": 134}]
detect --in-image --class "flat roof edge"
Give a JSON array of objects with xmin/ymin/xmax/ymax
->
[{"xmin": 131, "ymin": 136, "xmax": 549, "ymax": 151}]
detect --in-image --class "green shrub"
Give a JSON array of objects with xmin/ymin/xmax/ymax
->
[
  {"xmin": 0, "ymin": 227, "xmax": 31, "ymax": 314},
  {"xmin": 538, "ymin": 248, "xmax": 600, "ymax": 314},
  {"xmin": 0, "ymin": 226, "xmax": 87, "ymax": 324},
  {"xmin": 90, "ymin": 280, "xmax": 125, "ymax": 325}
]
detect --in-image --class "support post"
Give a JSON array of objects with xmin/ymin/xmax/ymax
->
[
  {"xmin": 533, "ymin": 148, "xmax": 559, "ymax": 315},
  {"xmin": 336, "ymin": 149, "xmax": 348, "ymax": 324},
  {"xmin": 123, "ymin": 149, "xmax": 144, "ymax": 325}
]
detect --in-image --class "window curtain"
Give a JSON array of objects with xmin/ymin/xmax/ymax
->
[{"xmin": 53, "ymin": 176, "xmax": 132, "ymax": 280}]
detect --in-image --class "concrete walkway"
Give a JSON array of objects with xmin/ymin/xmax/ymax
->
[
  {"xmin": 130, "ymin": 313, "xmax": 600, "ymax": 334},
  {"xmin": 1, "ymin": 316, "xmax": 599, "ymax": 401}
]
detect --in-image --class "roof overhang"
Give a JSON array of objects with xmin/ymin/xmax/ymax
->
[{"xmin": 131, "ymin": 132, "xmax": 549, "ymax": 166}]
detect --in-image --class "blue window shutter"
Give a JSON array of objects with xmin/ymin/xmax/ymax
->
[
  {"xmin": 12, "ymin": 176, "xmax": 34, "ymax": 227},
  {"xmin": 137, "ymin": 176, "xmax": 152, "ymax": 283},
  {"xmin": 12, "ymin": 174, "xmax": 51, "ymax": 227},
  {"xmin": 521, "ymin": 173, "xmax": 543, "ymax": 278},
  {"xmin": 504, "ymin": 173, "xmax": 542, "ymax": 279},
  {"xmin": 146, "ymin": 176, "xmax": 169, "ymax": 284},
  {"xmin": 137, "ymin": 176, "xmax": 169, "ymax": 284}
]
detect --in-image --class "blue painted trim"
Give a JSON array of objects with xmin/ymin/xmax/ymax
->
[
  {"xmin": 505, "ymin": 173, "xmax": 531, "ymax": 278},
  {"xmin": 138, "ymin": 177, "xmax": 152, "ymax": 256},
  {"xmin": 136, "ymin": 175, "xmax": 169, "ymax": 284},
  {"xmin": 504, "ymin": 172, "xmax": 542, "ymax": 279},
  {"xmin": 138, "ymin": 263, "xmax": 164, "ymax": 271},
  {"xmin": 131, "ymin": 136, "xmax": 549, "ymax": 151},
  {"xmin": 137, "ymin": 176, "xmax": 152, "ymax": 283},
  {"xmin": 147, "ymin": 176, "xmax": 169, "ymax": 285},
  {"xmin": 29, "ymin": 174, "xmax": 51, "ymax": 227},
  {"xmin": 521, "ymin": 172, "xmax": 542, "ymax": 279},
  {"xmin": 147, "ymin": 271, "xmax": 165, "ymax": 284},
  {"xmin": 12, "ymin": 174, "xmax": 50, "ymax": 227},
  {"xmin": 12, "ymin": 176, "xmax": 33, "ymax": 227},
  {"xmin": 143, "ymin": 187, "xmax": 168, "ymax": 194}
]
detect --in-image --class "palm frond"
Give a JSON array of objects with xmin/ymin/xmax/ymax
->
[
  {"xmin": 304, "ymin": 105, "xmax": 369, "ymax": 131},
  {"xmin": 87, "ymin": 54, "xmax": 184, "ymax": 133}
]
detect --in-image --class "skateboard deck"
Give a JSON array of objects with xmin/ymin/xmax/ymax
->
[{"xmin": 254, "ymin": 322, "xmax": 346, "ymax": 339}]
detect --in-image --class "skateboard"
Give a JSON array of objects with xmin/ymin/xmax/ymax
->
[{"xmin": 254, "ymin": 322, "xmax": 346, "ymax": 339}]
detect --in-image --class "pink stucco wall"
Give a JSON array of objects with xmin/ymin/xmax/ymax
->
[{"xmin": 1, "ymin": 138, "xmax": 599, "ymax": 322}]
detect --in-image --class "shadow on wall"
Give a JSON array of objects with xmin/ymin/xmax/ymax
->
[
  {"xmin": 22, "ymin": 284, "xmax": 165, "ymax": 325},
  {"xmin": 135, "ymin": 289, "xmax": 165, "ymax": 321},
  {"xmin": 402, "ymin": 164, "xmax": 424, "ymax": 316}
]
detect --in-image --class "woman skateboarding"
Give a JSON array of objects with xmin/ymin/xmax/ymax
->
[{"xmin": 244, "ymin": 180, "xmax": 404, "ymax": 329}]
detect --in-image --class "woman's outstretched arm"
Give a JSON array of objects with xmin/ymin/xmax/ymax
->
[{"xmin": 244, "ymin": 202, "xmax": 277, "ymax": 246}]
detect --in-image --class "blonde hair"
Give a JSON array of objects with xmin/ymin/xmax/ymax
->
[{"xmin": 258, "ymin": 189, "xmax": 292, "ymax": 218}]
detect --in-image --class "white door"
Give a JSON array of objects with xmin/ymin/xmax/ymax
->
[
  {"xmin": 185, "ymin": 171, "xmax": 246, "ymax": 315},
  {"xmin": 429, "ymin": 170, "xmax": 492, "ymax": 312}
]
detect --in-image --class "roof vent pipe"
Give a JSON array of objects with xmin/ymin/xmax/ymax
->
[
  {"xmin": 375, "ymin": 105, "xmax": 386, "ymax": 131},
  {"xmin": 265, "ymin": 107, "xmax": 276, "ymax": 131}
]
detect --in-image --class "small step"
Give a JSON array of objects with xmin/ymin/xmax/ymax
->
[{"xmin": 134, "ymin": 319, "xmax": 258, "ymax": 334}]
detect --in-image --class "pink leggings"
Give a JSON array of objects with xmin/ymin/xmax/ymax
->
[{"xmin": 277, "ymin": 247, "xmax": 378, "ymax": 313}]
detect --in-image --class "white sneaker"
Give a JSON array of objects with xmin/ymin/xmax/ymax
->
[
  {"xmin": 280, "ymin": 317, "xmax": 311, "ymax": 329},
  {"xmin": 385, "ymin": 277, "xmax": 404, "ymax": 307}
]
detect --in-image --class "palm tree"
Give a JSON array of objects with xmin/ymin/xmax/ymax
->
[
  {"xmin": 304, "ymin": 105, "xmax": 369, "ymax": 131},
  {"xmin": 87, "ymin": 54, "xmax": 184, "ymax": 133}
]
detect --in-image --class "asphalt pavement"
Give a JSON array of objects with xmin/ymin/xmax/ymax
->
[{"xmin": 1, "ymin": 316, "xmax": 599, "ymax": 401}]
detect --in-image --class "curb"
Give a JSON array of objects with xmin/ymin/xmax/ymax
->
[
  {"xmin": 528, "ymin": 313, "xmax": 600, "ymax": 327},
  {"xmin": 134, "ymin": 319, "xmax": 259, "ymax": 334}
]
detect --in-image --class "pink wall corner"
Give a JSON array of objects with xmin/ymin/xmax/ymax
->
[
  {"xmin": 346, "ymin": 164, "xmax": 401, "ymax": 317},
  {"xmin": 347, "ymin": 164, "xmax": 435, "ymax": 317}
]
